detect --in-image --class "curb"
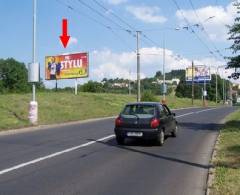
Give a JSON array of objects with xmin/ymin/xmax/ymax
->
[{"xmin": 205, "ymin": 118, "xmax": 226, "ymax": 195}]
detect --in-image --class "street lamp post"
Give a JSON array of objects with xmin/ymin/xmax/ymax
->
[
  {"xmin": 129, "ymin": 69, "xmax": 131, "ymax": 95},
  {"xmin": 136, "ymin": 31, "xmax": 141, "ymax": 102},
  {"xmin": 215, "ymin": 65, "xmax": 226, "ymax": 105},
  {"xmin": 32, "ymin": 0, "xmax": 37, "ymax": 102},
  {"xmin": 192, "ymin": 61, "xmax": 194, "ymax": 105},
  {"xmin": 28, "ymin": 0, "xmax": 39, "ymax": 125},
  {"xmin": 162, "ymin": 35, "xmax": 166, "ymax": 104},
  {"xmin": 203, "ymin": 76, "xmax": 206, "ymax": 107},
  {"xmin": 223, "ymin": 78, "xmax": 225, "ymax": 104},
  {"xmin": 216, "ymin": 68, "xmax": 218, "ymax": 104}
]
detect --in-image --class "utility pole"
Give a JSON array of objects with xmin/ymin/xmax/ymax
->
[
  {"xmin": 217, "ymin": 65, "xmax": 226, "ymax": 105},
  {"xmin": 129, "ymin": 70, "xmax": 131, "ymax": 95},
  {"xmin": 191, "ymin": 61, "xmax": 194, "ymax": 105},
  {"xmin": 32, "ymin": 0, "xmax": 37, "ymax": 102},
  {"xmin": 229, "ymin": 81, "xmax": 232, "ymax": 106},
  {"xmin": 203, "ymin": 77, "xmax": 206, "ymax": 107},
  {"xmin": 225, "ymin": 79, "xmax": 227, "ymax": 104},
  {"xmin": 136, "ymin": 31, "xmax": 141, "ymax": 102},
  {"xmin": 215, "ymin": 68, "xmax": 218, "ymax": 104},
  {"xmin": 162, "ymin": 36, "xmax": 166, "ymax": 104},
  {"xmin": 223, "ymin": 78, "xmax": 225, "ymax": 104},
  {"xmin": 28, "ymin": 0, "xmax": 39, "ymax": 125}
]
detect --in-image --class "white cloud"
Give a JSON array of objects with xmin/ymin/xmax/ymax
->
[
  {"xmin": 107, "ymin": 0, "xmax": 127, "ymax": 5},
  {"xmin": 89, "ymin": 47, "xmax": 225, "ymax": 81},
  {"xmin": 126, "ymin": 5, "xmax": 167, "ymax": 24},
  {"xmin": 68, "ymin": 37, "xmax": 78, "ymax": 46},
  {"xmin": 176, "ymin": 2, "xmax": 237, "ymax": 42}
]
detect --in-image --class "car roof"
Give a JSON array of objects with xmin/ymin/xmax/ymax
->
[{"xmin": 125, "ymin": 102, "xmax": 163, "ymax": 106}]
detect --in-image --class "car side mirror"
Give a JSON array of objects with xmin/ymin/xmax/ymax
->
[{"xmin": 172, "ymin": 113, "xmax": 176, "ymax": 116}]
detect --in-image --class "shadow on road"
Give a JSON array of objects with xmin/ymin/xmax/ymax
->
[
  {"xmin": 179, "ymin": 122, "xmax": 223, "ymax": 131},
  {"xmin": 88, "ymin": 138, "xmax": 211, "ymax": 170}
]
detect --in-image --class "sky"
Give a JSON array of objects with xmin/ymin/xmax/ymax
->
[{"xmin": 0, "ymin": 0, "xmax": 239, "ymax": 88}]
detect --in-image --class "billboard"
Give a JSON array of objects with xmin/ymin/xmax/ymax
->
[
  {"xmin": 186, "ymin": 65, "xmax": 211, "ymax": 83},
  {"xmin": 45, "ymin": 52, "xmax": 89, "ymax": 80}
]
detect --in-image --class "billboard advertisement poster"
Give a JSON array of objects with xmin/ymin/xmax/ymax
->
[
  {"xmin": 45, "ymin": 52, "xmax": 89, "ymax": 80},
  {"xmin": 186, "ymin": 65, "xmax": 211, "ymax": 83}
]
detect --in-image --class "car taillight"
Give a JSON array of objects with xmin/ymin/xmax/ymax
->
[
  {"xmin": 151, "ymin": 118, "xmax": 160, "ymax": 128},
  {"xmin": 115, "ymin": 116, "xmax": 122, "ymax": 127}
]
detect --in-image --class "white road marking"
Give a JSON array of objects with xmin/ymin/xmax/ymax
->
[
  {"xmin": 0, "ymin": 134, "xmax": 115, "ymax": 176},
  {"xmin": 0, "ymin": 107, "xmax": 219, "ymax": 176},
  {"xmin": 176, "ymin": 112, "xmax": 195, "ymax": 118},
  {"xmin": 194, "ymin": 107, "xmax": 218, "ymax": 114}
]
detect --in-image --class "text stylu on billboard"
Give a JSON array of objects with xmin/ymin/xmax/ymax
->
[{"xmin": 45, "ymin": 52, "xmax": 89, "ymax": 80}]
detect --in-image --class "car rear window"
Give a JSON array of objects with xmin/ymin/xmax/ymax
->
[{"xmin": 121, "ymin": 104, "xmax": 156, "ymax": 117}]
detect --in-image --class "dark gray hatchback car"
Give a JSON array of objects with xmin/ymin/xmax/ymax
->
[{"xmin": 114, "ymin": 102, "xmax": 178, "ymax": 146}]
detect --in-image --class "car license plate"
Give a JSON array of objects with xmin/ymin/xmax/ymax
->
[{"xmin": 127, "ymin": 132, "xmax": 143, "ymax": 137}]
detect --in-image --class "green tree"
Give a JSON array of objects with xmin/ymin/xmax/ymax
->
[
  {"xmin": 227, "ymin": 2, "xmax": 240, "ymax": 68},
  {"xmin": 154, "ymin": 71, "xmax": 162, "ymax": 78},
  {"xmin": 0, "ymin": 58, "xmax": 31, "ymax": 93}
]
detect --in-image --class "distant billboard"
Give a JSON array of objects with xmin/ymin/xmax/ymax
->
[
  {"xmin": 186, "ymin": 65, "xmax": 211, "ymax": 83},
  {"xmin": 45, "ymin": 52, "xmax": 89, "ymax": 80}
]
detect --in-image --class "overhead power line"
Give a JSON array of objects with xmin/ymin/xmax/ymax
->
[
  {"xmin": 91, "ymin": 0, "xmax": 163, "ymax": 48},
  {"xmin": 188, "ymin": 0, "xmax": 226, "ymax": 60},
  {"xmin": 57, "ymin": 0, "xmax": 110, "ymax": 29},
  {"xmin": 170, "ymin": 0, "xmax": 220, "ymax": 60},
  {"xmin": 77, "ymin": 0, "xmax": 127, "ymax": 31},
  {"xmin": 57, "ymin": 0, "xmax": 187, "ymax": 61},
  {"xmin": 56, "ymin": 0, "xmax": 135, "ymax": 51},
  {"xmin": 92, "ymin": 0, "xmax": 137, "ymax": 31}
]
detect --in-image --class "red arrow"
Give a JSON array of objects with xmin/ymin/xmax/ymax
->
[{"xmin": 59, "ymin": 19, "xmax": 70, "ymax": 48}]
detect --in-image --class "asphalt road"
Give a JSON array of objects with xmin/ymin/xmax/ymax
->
[{"xmin": 0, "ymin": 106, "xmax": 237, "ymax": 195}]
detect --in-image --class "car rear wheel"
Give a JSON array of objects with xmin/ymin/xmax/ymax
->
[
  {"xmin": 157, "ymin": 129, "xmax": 165, "ymax": 146},
  {"xmin": 171, "ymin": 124, "xmax": 178, "ymax": 137},
  {"xmin": 116, "ymin": 136, "xmax": 125, "ymax": 145}
]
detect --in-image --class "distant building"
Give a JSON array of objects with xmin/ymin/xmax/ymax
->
[
  {"xmin": 153, "ymin": 78, "xmax": 180, "ymax": 85},
  {"xmin": 232, "ymin": 83, "xmax": 240, "ymax": 90},
  {"xmin": 112, "ymin": 83, "xmax": 129, "ymax": 88}
]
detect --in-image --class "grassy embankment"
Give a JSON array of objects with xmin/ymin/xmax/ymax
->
[
  {"xmin": 0, "ymin": 92, "xmax": 216, "ymax": 130},
  {"xmin": 210, "ymin": 109, "xmax": 240, "ymax": 195}
]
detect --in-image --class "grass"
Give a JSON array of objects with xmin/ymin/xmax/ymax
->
[
  {"xmin": 0, "ymin": 92, "xmax": 217, "ymax": 131},
  {"xmin": 210, "ymin": 109, "xmax": 240, "ymax": 195}
]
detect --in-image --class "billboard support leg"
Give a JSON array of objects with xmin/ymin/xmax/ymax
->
[
  {"xmin": 75, "ymin": 79, "xmax": 78, "ymax": 95},
  {"xmin": 55, "ymin": 80, "xmax": 58, "ymax": 91}
]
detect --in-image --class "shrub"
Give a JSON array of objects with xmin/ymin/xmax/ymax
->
[{"xmin": 141, "ymin": 91, "xmax": 158, "ymax": 102}]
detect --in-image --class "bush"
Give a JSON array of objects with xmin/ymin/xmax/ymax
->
[
  {"xmin": 141, "ymin": 91, "xmax": 158, "ymax": 102},
  {"xmin": 80, "ymin": 81, "xmax": 104, "ymax": 93}
]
